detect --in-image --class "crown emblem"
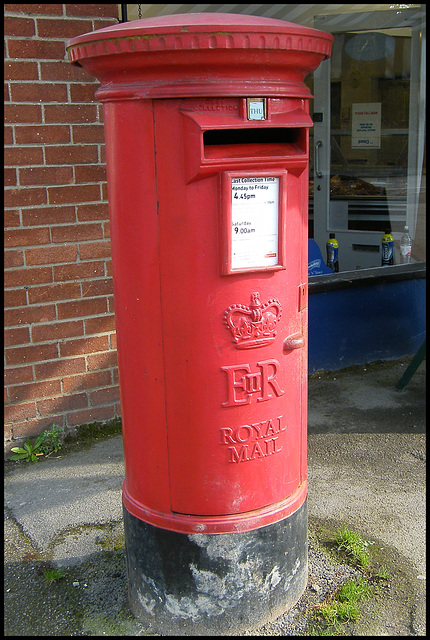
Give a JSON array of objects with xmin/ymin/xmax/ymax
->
[{"xmin": 224, "ymin": 292, "xmax": 282, "ymax": 349}]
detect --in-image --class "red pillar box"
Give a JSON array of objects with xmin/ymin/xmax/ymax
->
[{"xmin": 67, "ymin": 14, "xmax": 332, "ymax": 635}]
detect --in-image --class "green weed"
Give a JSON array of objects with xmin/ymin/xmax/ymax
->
[
  {"xmin": 39, "ymin": 424, "xmax": 65, "ymax": 456},
  {"xmin": 10, "ymin": 434, "xmax": 46, "ymax": 462},
  {"xmin": 307, "ymin": 527, "xmax": 390, "ymax": 635},
  {"xmin": 375, "ymin": 564, "xmax": 390, "ymax": 580},
  {"xmin": 311, "ymin": 577, "xmax": 372, "ymax": 634},
  {"xmin": 338, "ymin": 575, "xmax": 373, "ymax": 603},
  {"xmin": 10, "ymin": 424, "xmax": 64, "ymax": 462},
  {"xmin": 43, "ymin": 568, "xmax": 66, "ymax": 584},
  {"xmin": 335, "ymin": 525, "xmax": 373, "ymax": 569}
]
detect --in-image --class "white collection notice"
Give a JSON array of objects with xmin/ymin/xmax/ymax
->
[
  {"xmin": 351, "ymin": 103, "xmax": 381, "ymax": 149},
  {"xmin": 231, "ymin": 176, "xmax": 279, "ymax": 270}
]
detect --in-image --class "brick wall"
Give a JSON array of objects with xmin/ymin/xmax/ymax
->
[{"xmin": 4, "ymin": 4, "xmax": 121, "ymax": 454}]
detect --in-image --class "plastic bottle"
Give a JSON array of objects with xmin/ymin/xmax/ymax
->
[
  {"xmin": 400, "ymin": 225, "xmax": 412, "ymax": 264},
  {"xmin": 326, "ymin": 233, "xmax": 339, "ymax": 272},
  {"xmin": 381, "ymin": 228, "xmax": 394, "ymax": 266}
]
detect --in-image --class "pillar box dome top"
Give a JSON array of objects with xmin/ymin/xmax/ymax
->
[{"xmin": 66, "ymin": 12, "xmax": 333, "ymax": 100}]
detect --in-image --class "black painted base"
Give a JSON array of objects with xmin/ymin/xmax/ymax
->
[{"xmin": 123, "ymin": 500, "xmax": 308, "ymax": 636}]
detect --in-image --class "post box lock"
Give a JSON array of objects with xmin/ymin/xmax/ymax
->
[{"xmin": 283, "ymin": 333, "xmax": 305, "ymax": 351}]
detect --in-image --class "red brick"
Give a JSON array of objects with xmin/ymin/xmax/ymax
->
[
  {"xmin": 4, "ymin": 266, "xmax": 53, "ymax": 288},
  {"xmin": 79, "ymin": 240, "xmax": 112, "ymax": 260},
  {"xmin": 4, "ymin": 15, "xmax": 35, "ymax": 36},
  {"xmin": 4, "ymin": 402, "xmax": 37, "ymax": 423},
  {"xmin": 5, "ymin": 186, "xmax": 47, "ymax": 208},
  {"xmin": 36, "ymin": 18, "xmax": 93, "ymax": 38},
  {"xmin": 31, "ymin": 320, "xmax": 84, "ymax": 343},
  {"xmin": 28, "ymin": 282, "xmax": 81, "ymax": 305},
  {"xmin": 90, "ymin": 385, "xmax": 120, "ymax": 406},
  {"xmin": 81, "ymin": 278, "xmax": 113, "ymax": 298},
  {"xmin": 44, "ymin": 104, "xmax": 98, "ymax": 124},
  {"xmin": 5, "ymin": 5, "xmax": 63, "ymax": 16},
  {"xmin": 4, "ymin": 145, "xmax": 44, "ymax": 167},
  {"xmin": 44, "ymin": 144, "xmax": 99, "ymax": 165},
  {"xmin": 4, "ymin": 226, "xmax": 50, "ymax": 248},
  {"xmin": 76, "ymin": 202, "xmax": 109, "ymax": 221},
  {"xmin": 48, "ymin": 184, "xmax": 101, "ymax": 206},
  {"xmin": 4, "ymin": 288, "xmax": 27, "ymax": 307},
  {"xmin": 25, "ymin": 244, "xmax": 78, "ymax": 266},
  {"xmin": 22, "ymin": 206, "xmax": 76, "ymax": 227},
  {"xmin": 7, "ymin": 38, "xmax": 66, "ymax": 60},
  {"xmin": 4, "ymin": 249, "xmax": 24, "ymax": 269},
  {"xmin": 4, "ymin": 103, "xmax": 42, "ymax": 123},
  {"xmin": 5, "ymin": 342, "xmax": 58, "ymax": 366},
  {"xmin": 9, "ymin": 379, "xmax": 62, "ymax": 402},
  {"xmin": 19, "ymin": 165, "xmax": 73, "ymax": 186},
  {"xmin": 15, "ymin": 124, "xmax": 71, "ymax": 145},
  {"xmin": 4, "ymin": 210, "xmax": 20, "ymax": 228},
  {"xmin": 34, "ymin": 357, "xmax": 86, "ymax": 380},
  {"xmin": 87, "ymin": 351, "xmax": 118, "ymax": 371},
  {"xmin": 10, "ymin": 417, "xmax": 65, "ymax": 441},
  {"xmin": 40, "ymin": 60, "xmax": 93, "ymax": 82},
  {"xmin": 5, "ymin": 304, "xmax": 56, "ymax": 328},
  {"xmin": 4, "ymin": 126, "xmax": 14, "ymax": 145},
  {"xmin": 5, "ymin": 168, "xmax": 17, "ymax": 187},
  {"xmin": 53, "ymin": 260, "xmax": 105, "ymax": 282},
  {"xmin": 65, "ymin": 5, "xmax": 119, "ymax": 18},
  {"xmin": 59, "ymin": 335, "xmax": 109, "ymax": 358},
  {"xmin": 101, "ymin": 182, "xmax": 109, "ymax": 201},
  {"xmin": 4, "ymin": 4, "xmax": 125, "ymax": 444},
  {"xmin": 10, "ymin": 83, "xmax": 68, "ymax": 103},
  {"xmin": 74, "ymin": 164, "xmax": 107, "ymax": 184},
  {"xmin": 4, "ymin": 60, "xmax": 38, "ymax": 81},
  {"xmin": 37, "ymin": 393, "xmax": 88, "ymax": 416},
  {"xmin": 4, "ymin": 364, "xmax": 33, "ymax": 385},
  {"xmin": 69, "ymin": 83, "xmax": 99, "ymax": 102},
  {"xmin": 84, "ymin": 314, "xmax": 116, "ymax": 335},
  {"xmin": 4, "ymin": 427, "xmax": 12, "ymax": 444},
  {"xmin": 94, "ymin": 19, "xmax": 120, "ymax": 30},
  {"xmin": 72, "ymin": 123, "xmax": 105, "ymax": 144},
  {"xmin": 57, "ymin": 296, "xmax": 108, "ymax": 320},
  {"xmin": 111, "ymin": 366, "xmax": 120, "ymax": 386},
  {"xmin": 4, "ymin": 326, "xmax": 31, "ymax": 348},
  {"xmin": 103, "ymin": 223, "xmax": 110, "ymax": 243},
  {"xmin": 67, "ymin": 405, "xmax": 115, "ymax": 427},
  {"xmin": 51, "ymin": 222, "xmax": 103, "ymax": 243},
  {"xmin": 63, "ymin": 370, "xmax": 111, "ymax": 393}
]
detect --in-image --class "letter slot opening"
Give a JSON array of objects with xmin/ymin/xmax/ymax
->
[
  {"xmin": 203, "ymin": 127, "xmax": 306, "ymax": 159},
  {"xmin": 204, "ymin": 128, "xmax": 299, "ymax": 146}
]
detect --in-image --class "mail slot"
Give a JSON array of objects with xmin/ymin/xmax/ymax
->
[
  {"xmin": 67, "ymin": 13, "xmax": 332, "ymax": 635},
  {"xmin": 203, "ymin": 127, "xmax": 302, "ymax": 146}
]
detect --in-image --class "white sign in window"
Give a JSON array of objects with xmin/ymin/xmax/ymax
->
[
  {"xmin": 230, "ymin": 176, "xmax": 279, "ymax": 270},
  {"xmin": 351, "ymin": 102, "xmax": 381, "ymax": 149}
]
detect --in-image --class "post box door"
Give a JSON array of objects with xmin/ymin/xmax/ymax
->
[{"xmin": 153, "ymin": 97, "xmax": 308, "ymax": 518}]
